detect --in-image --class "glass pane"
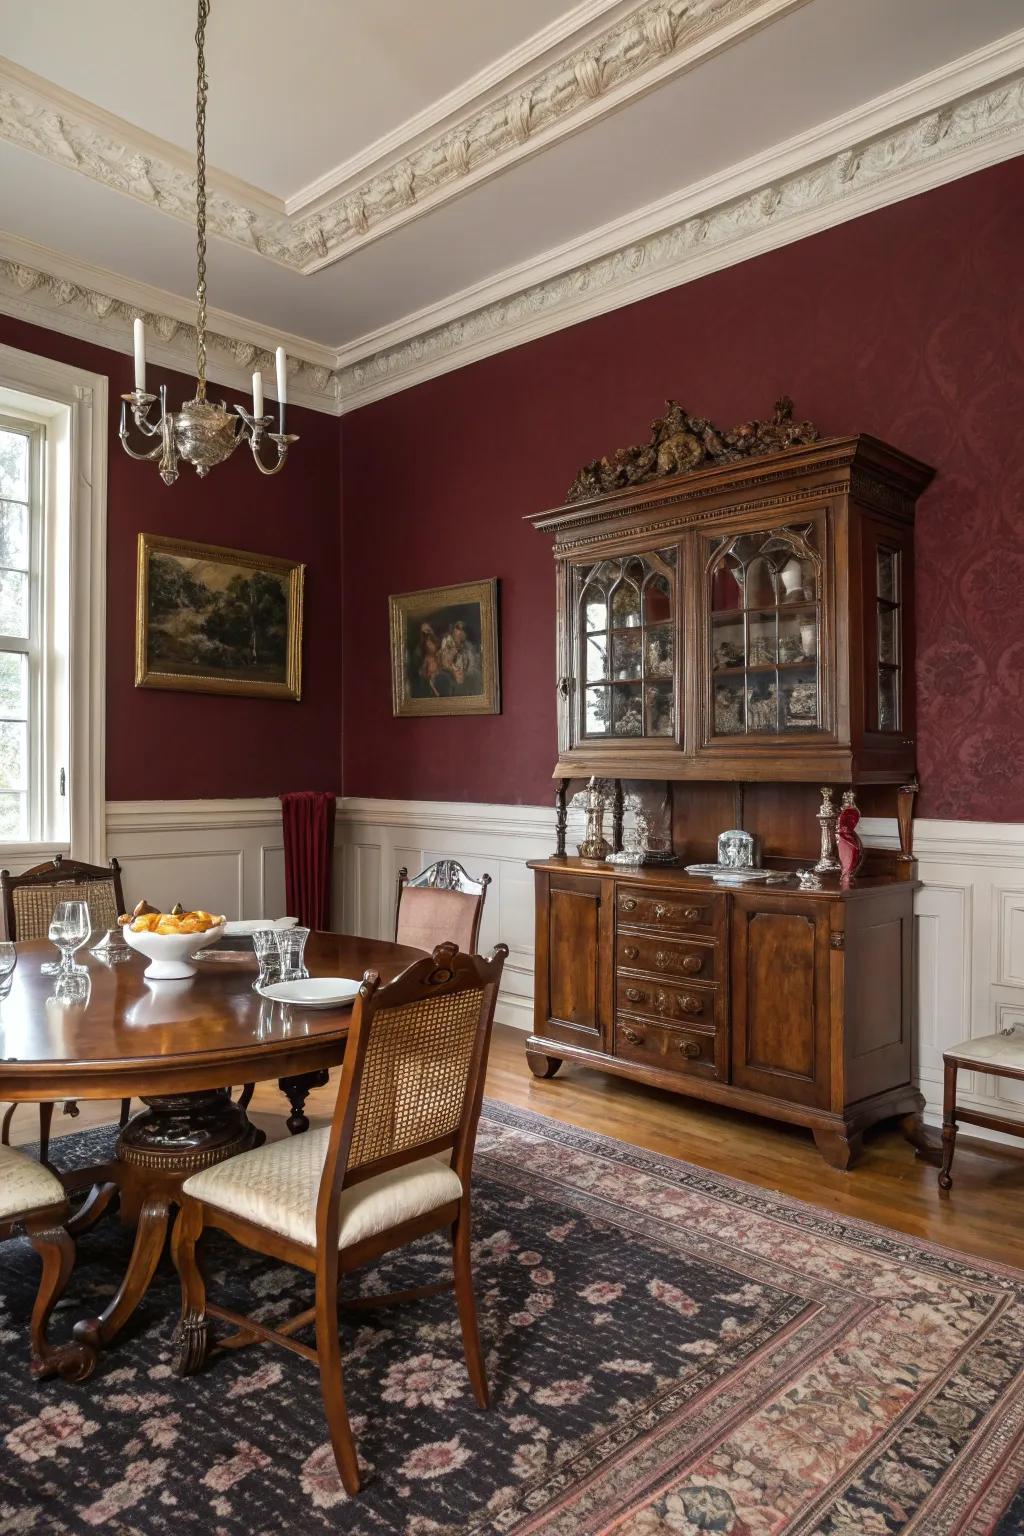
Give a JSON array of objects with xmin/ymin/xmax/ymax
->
[
  {"xmin": 711, "ymin": 557, "xmax": 743, "ymax": 612},
  {"xmin": 714, "ymin": 678, "xmax": 745, "ymax": 734},
  {"xmin": 0, "ymin": 501, "xmax": 29, "ymax": 570},
  {"xmin": 777, "ymin": 555, "xmax": 815, "ymax": 603},
  {"xmin": 611, "ymin": 630, "xmax": 642, "ymax": 680},
  {"xmin": 748, "ymin": 614, "xmax": 776, "ymax": 668},
  {"xmin": 585, "ymin": 634, "xmax": 608, "ymax": 682},
  {"xmin": 0, "ymin": 430, "xmax": 28, "ymax": 501},
  {"xmin": 747, "ymin": 677, "xmax": 779, "ymax": 732},
  {"xmin": 0, "ymin": 651, "xmax": 27, "ymax": 717},
  {"xmin": 779, "ymin": 612, "xmax": 817, "ymax": 664},
  {"xmin": 645, "ymin": 624, "xmax": 674, "ymax": 679},
  {"xmin": 645, "ymin": 681, "xmax": 673, "ymax": 736},
  {"xmin": 878, "ymin": 668, "xmax": 899, "ymax": 732},
  {"xmin": 610, "ymin": 580, "xmax": 640, "ymax": 628},
  {"xmin": 583, "ymin": 585, "xmax": 607, "ymax": 633},
  {"xmin": 611, "ymin": 684, "xmax": 643, "ymax": 735},
  {"xmin": 0, "ymin": 792, "xmax": 26, "ymax": 839},
  {"xmin": 584, "ymin": 685, "xmax": 611, "ymax": 735},
  {"xmin": 878, "ymin": 605, "xmax": 898, "ymax": 665},
  {"xmin": 644, "ymin": 574, "xmax": 671, "ymax": 625},
  {"xmin": 0, "ymin": 570, "xmax": 28, "ymax": 638},
  {"xmin": 877, "ymin": 549, "xmax": 897, "ymax": 603},
  {"xmin": 712, "ymin": 617, "xmax": 744, "ymax": 671},
  {"xmin": 0, "ymin": 719, "xmax": 27, "ymax": 791},
  {"xmin": 781, "ymin": 668, "xmax": 819, "ymax": 729}
]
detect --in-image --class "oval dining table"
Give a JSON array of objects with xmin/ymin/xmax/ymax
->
[{"xmin": 0, "ymin": 932, "xmax": 426, "ymax": 1353}]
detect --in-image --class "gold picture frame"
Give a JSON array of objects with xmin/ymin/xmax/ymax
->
[
  {"xmin": 135, "ymin": 532, "xmax": 305, "ymax": 700},
  {"xmin": 389, "ymin": 579, "xmax": 500, "ymax": 717}
]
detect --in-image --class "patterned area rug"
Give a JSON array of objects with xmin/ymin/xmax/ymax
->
[{"xmin": 1, "ymin": 1104, "xmax": 1023, "ymax": 1535}]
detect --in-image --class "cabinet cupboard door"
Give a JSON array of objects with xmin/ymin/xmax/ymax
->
[
  {"xmin": 535, "ymin": 873, "xmax": 612, "ymax": 1049},
  {"xmin": 730, "ymin": 896, "xmax": 832, "ymax": 1107}
]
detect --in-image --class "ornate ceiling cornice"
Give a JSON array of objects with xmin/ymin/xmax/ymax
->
[
  {"xmin": 0, "ymin": 45, "xmax": 1021, "ymax": 417},
  {"xmin": 0, "ymin": 0, "xmax": 802, "ymax": 273}
]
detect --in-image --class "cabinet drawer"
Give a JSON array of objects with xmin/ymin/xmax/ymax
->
[
  {"xmin": 616, "ymin": 975, "xmax": 717, "ymax": 1027},
  {"xmin": 616, "ymin": 889, "xmax": 719, "ymax": 934},
  {"xmin": 615, "ymin": 1016, "xmax": 720, "ymax": 1078},
  {"xmin": 617, "ymin": 931, "xmax": 716, "ymax": 981}
]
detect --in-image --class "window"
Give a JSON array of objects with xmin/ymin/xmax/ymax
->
[{"xmin": 0, "ymin": 417, "xmax": 43, "ymax": 840}]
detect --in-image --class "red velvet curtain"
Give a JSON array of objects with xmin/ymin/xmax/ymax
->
[{"xmin": 280, "ymin": 791, "xmax": 336, "ymax": 930}]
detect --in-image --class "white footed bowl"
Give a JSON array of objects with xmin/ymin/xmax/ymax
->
[{"xmin": 122, "ymin": 922, "xmax": 226, "ymax": 980}]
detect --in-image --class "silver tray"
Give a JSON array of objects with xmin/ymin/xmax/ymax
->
[{"xmin": 683, "ymin": 864, "xmax": 791, "ymax": 884}]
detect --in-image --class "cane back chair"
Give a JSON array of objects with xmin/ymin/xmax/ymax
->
[
  {"xmin": 395, "ymin": 859, "xmax": 491, "ymax": 955},
  {"xmin": 172, "ymin": 940, "xmax": 508, "ymax": 1494},
  {"xmin": 0, "ymin": 1143, "xmax": 96, "ymax": 1381},
  {"xmin": 0, "ymin": 854, "xmax": 131, "ymax": 1164}
]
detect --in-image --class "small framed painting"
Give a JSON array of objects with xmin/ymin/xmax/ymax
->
[
  {"xmin": 389, "ymin": 579, "xmax": 500, "ymax": 717},
  {"xmin": 135, "ymin": 533, "xmax": 305, "ymax": 700}
]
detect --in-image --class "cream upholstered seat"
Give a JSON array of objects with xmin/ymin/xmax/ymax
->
[
  {"xmin": 939, "ymin": 1029, "xmax": 1024, "ymax": 1191},
  {"xmin": 0, "ymin": 1144, "xmax": 66, "ymax": 1221},
  {"xmin": 183, "ymin": 1129, "xmax": 461, "ymax": 1249},
  {"xmin": 945, "ymin": 1033, "xmax": 1024, "ymax": 1071}
]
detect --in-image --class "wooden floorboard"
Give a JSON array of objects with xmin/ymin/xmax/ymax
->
[{"xmin": 7, "ymin": 1024, "xmax": 1022, "ymax": 1269}]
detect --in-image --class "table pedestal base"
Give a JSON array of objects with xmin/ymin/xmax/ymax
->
[{"xmin": 74, "ymin": 1089, "xmax": 263, "ymax": 1351}]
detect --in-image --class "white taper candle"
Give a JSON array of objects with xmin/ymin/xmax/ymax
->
[
  {"xmin": 252, "ymin": 370, "xmax": 264, "ymax": 419},
  {"xmin": 275, "ymin": 346, "xmax": 287, "ymax": 405},
  {"xmin": 133, "ymin": 317, "xmax": 146, "ymax": 392}
]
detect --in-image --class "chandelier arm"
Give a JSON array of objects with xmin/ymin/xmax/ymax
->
[{"xmin": 248, "ymin": 430, "xmax": 299, "ymax": 477}]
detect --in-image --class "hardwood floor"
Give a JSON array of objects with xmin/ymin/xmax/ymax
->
[{"xmin": 7, "ymin": 1024, "xmax": 1023, "ymax": 1269}]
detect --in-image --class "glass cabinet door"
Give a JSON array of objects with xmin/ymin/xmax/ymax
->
[
  {"xmin": 706, "ymin": 523, "xmax": 825, "ymax": 740},
  {"xmin": 574, "ymin": 550, "xmax": 676, "ymax": 742},
  {"xmin": 874, "ymin": 544, "xmax": 902, "ymax": 732}
]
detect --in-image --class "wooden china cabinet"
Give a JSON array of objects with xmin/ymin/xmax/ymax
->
[{"xmin": 525, "ymin": 423, "xmax": 935, "ymax": 1169}]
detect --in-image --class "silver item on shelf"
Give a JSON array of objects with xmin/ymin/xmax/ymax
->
[
  {"xmin": 796, "ymin": 869, "xmax": 823, "ymax": 889},
  {"xmin": 717, "ymin": 828, "xmax": 756, "ymax": 869},
  {"xmin": 607, "ymin": 781, "xmax": 677, "ymax": 866},
  {"xmin": 814, "ymin": 785, "xmax": 841, "ymax": 874},
  {"xmin": 576, "ymin": 776, "xmax": 612, "ymax": 864}
]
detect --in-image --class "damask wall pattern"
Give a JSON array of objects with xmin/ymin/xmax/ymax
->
[{"xmin": 341, "ymin": 157, "xmax": 1024, "ymax": 822}]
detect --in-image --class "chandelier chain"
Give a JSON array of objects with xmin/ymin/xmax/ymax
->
[{"xmin": 194, "ymin": 0, "xmax": 210, "ymax": 401}]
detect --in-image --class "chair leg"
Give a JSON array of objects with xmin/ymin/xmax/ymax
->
[
  {"xmin": 119, "ymin": 1098, "xmax": 132, "ymax": 1128},
  {"xmin": 27, "ymin": 1223, "xmax": 96, "ymax": 1382},
  {"xmin": 452, "ymin": 1200, "xmax": 488, "ymax": 1409},
  {"xmin": 38, "ymin": 1102, "xmax": 55, "ymax": 1167},
  {"xmin": 171, "ymin": 1200, "xmax": 209, "ymax": 1376},
  {"xmin": 315, "ymin": 1260, "xmax": 361, "ymax": 1495},
  {"xmin": 939, "ymin": 1059, "xmax": 958, "ymax": 1192},
  {"xmin": 1, "ymin": 1101, "xmax": 16, "ymax": 1145}
]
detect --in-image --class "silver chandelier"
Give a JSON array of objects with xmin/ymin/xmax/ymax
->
[{"xmin": 119, "ymin": 0, "xmax": 298, "ymax": 485}]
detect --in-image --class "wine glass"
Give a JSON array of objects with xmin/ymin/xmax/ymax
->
[
  {"xmin": 0, "ymin": 940, "xmax": 16, "ymax": 998},
  {"xmin": 47, "ymin": 900, "xmax": 91, "ymax": 976}
]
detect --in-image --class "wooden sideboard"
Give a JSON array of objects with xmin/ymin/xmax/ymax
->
[
  {"xmin": 525, "ymin": 421, "xmax": 936, "ymax": 1168},
  {"xmin": 526, "ymin": 858, "xmax": 922, "ymax": 1169}
]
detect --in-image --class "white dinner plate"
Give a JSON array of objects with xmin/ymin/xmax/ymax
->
[
  {"xmin": 224, "ymin": 917, "xmax": 299, "ymax": 937},
  {"xmin": 257, "ymin": 977, "xmax": 361, "ymax": 1008}
]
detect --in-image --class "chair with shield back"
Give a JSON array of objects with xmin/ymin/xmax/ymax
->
[
  {"xmin": 171, "ymin": 939, "xmax": 508, "ymax": 1494},
  {"xmin": 0, "ymin": 854, "xmax": 132, "ymax": 1164},
  {"xmin": 395, "ymin": 858, "xmax": 491, "ymax": 955}
]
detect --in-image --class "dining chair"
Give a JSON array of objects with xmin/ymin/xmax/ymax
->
[
  {"xmin": 395, "ymin": 858, "xmax": 491, "ymax": 954},
  {"xmin": 172, "ymin": 939, "xmax": 508, "ymax": 1494},
  {"xmin": 0, "ymin": 1143, "xmax": 96, "ymax": 1381},
  {"xmin": 0, "ymin": 854, "xmax": 132, "ymax": 1164}
]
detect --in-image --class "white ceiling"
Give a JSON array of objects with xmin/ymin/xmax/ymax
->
[{"xmin": 0, "ymin": 0, "xmax": 1021, "ymax": 371}]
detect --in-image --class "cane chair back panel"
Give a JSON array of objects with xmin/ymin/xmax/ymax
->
[
  {"xmin": 11, "ymin": 879, "xmax": 119, "ymax": 942},
  {"xmin": 346, "ymin": 985, "xmax": 485, "ymax": 1175}
]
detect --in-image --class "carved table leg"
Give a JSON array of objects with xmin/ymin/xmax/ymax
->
[
  {"xmin": 66, "ymin": 1181, "xmax": 120, "ymax": 1237},
  {"xmin": 897, "ymin": 777, "xmax": 919, "ymax": 862},
  {"xmin": 526, "ymin": 1048, "xmax": 563, "ymax": 1081},
  {"xmin": 899, "ymin": 1106, "xmax": 942, "ymax": 1164},
  {"xmin": 939, "ymin": 1059, "xmax": 958, "ymax": 1192},
  {"xmin": 554, "ymin": 778, "xmax": 570, "ymax": 859},
  {"xmin": 279, "ymin": 1070, "xmax": 330, "ymax": 1135},
  {"xmin": 27, "ymin": 1223, "xmax": 96, "ymax": 1382},
  {"xmin": 812, "ymin": 1125, "xmax": 863, "ymax": 1171},
  {"xmin": 75, "ymin": 1195, "xmax": 170, "ymax": 1350}
]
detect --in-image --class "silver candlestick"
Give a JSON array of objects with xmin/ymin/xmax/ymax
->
[{"xmin": 814, "ymin": 785, "xmax": 841, "ymax": 874}]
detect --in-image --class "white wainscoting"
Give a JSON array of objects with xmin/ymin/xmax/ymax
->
[{"xmin": 102, "ymin": 798, "xmax": 1024, "ymax": 1138}]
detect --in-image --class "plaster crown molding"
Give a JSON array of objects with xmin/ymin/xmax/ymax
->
[
  {"xmin": 0, "ymin": 38, "xmax": 1021, "ymax": 415},
  {"xmin": 0, "ymin": 0, "xmax": 802, "ymax": 274}
]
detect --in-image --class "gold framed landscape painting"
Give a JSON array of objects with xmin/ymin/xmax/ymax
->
[
  {"xmin": 135, "ymin": 533, "xmax": 305, "ymax": 700},
  {"xmin": 389, "ymin": 578, "xmax": 500, "ymax": 717}
]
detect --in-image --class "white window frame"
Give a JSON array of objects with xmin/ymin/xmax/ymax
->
[{"xmin": 0, "ymin": 344, "xmax": 107, "ymax": 866}]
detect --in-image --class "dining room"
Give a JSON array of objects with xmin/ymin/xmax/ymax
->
[{"xmin": 2, "ymin": 1, "xmax": 1024, "ymax": 1532}]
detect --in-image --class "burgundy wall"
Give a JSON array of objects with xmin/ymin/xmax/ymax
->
[
  {"xmin": 341, "ymin": 157, "xmax": 1024, "ymax": 821},
  {"xmin": 0, "ymin": 313, "xmax": 342, "ymax": 800}
]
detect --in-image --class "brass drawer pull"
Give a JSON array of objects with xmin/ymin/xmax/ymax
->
[
  {"xmin": 624, "ymin": 986, "xmax": 646, "ymax": 1003},
  {"xmin": 680, "ymin": 995, "xmax": 702, "ymax": 1014},
  {"xmin": 682, "ymin": 955, "xmax": 702, "ymax": 974},
  {"xmin": 622, "ymin": 1026, "xmax": 644, "ymax": 1046},
  {"xmin": 683, "ymin": 907, "xmax": 700, "ymax": 921},
  {"xmin": 623, "ymin": 945, "xmax": 639, "ymax": 960},
  {"xmin": 654, "ymin": 903, "xmax": 672, "ymax": 920},
  {"xmin": 621, "ymin": 897, "xmax": 637, "ymax": 912},
  {"xmin": 677, "ymin": 1039, "xmax": 701, "ymax": 1059}
]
